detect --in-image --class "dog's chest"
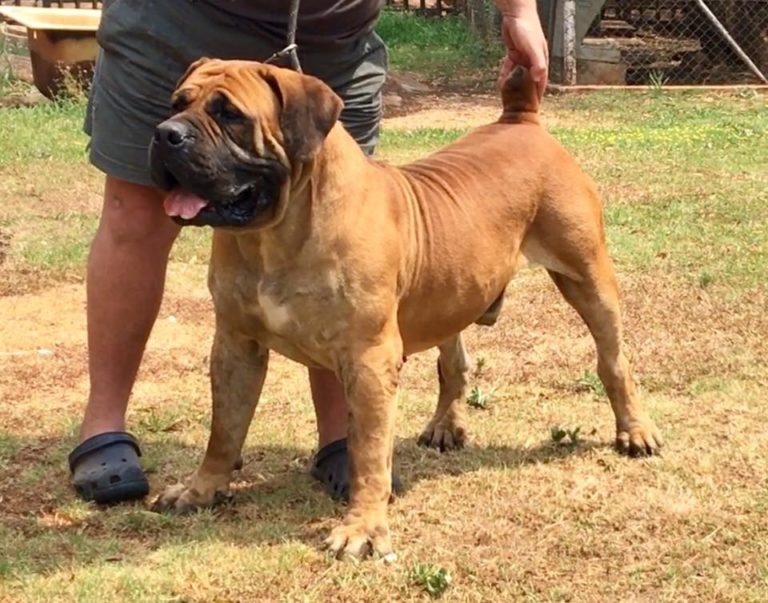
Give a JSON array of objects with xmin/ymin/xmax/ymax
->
[
  {"xmin": 254, "ymin": 287, "xmax": 294, "ymax": 332},
  {"xmin": 238, "ymin": 278, "xmax": 303, "ymax": 338},
  {"xmin": 212, "ymin": 266, "xmax": 347, "ymax": 364}
]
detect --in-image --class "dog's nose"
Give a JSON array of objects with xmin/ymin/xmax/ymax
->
[{"xmin": 154, "ymin": 121, "xmax": 190, "ymax": 148}]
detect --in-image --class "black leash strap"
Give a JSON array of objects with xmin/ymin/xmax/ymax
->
[{"xmin": 264, "ymin": 0, "xmax": 302, "ymax": 72}]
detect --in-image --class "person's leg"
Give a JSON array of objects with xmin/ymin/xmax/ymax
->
[
  {"xmin": 303, "ymin": 33, "xmax": 400, "ymax": 500},
  {"xmin": 80, "ymin": 178, "xmax": 179, "ymax": 440},
  {"xmin": 69, "ymin": 178, "xmax": 178, "ymax": 503},
  {"xmin": 70, "ymin": 1, "xmax": 260, "ymax": 502}
]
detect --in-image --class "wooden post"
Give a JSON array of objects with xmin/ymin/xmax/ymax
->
[{"xmin": 563, "ymin": 0, "xmax": 577, "ymax": 85}]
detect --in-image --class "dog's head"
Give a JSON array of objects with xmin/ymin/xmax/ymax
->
[{"xmin": 149, "ymin": 58, "xmax": 343, "ymax": 229}]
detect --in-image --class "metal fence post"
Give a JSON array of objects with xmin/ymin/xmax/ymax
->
[{"xmin": 695, "ymin": 0, "xmax": 767, "ymax": 84}]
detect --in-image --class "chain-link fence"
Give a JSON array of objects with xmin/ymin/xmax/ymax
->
[
  {"xmin": 389, "ymin": 0, "xmax": 768, "ymax": 85},
  {"xmin": 576, "ymin": 1, "xmax": 768, "ymax": 85},
  {"xmin": 541, "ymin": 0, "xmax": 768, "ymax": 85}
]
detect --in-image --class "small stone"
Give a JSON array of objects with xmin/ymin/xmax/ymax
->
[{"xmin": 383, "ymin": 93, "xmax": 403, "ymax": 110}]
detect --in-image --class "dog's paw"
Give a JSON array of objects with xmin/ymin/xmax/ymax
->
[
  {"xmin": 324, "ymin": 514, "xmax": 394, "ymax": 561},
  {"xmin": 418, "ymin": 419, "xmax": 467, "ymax": 452},
  {"xmin": 151, "ymin": 479, "xmax": 232, "ymax": 513},
  {"xmin": 616, "ymin": 420, "xmax": 663, "ymax": 457}
]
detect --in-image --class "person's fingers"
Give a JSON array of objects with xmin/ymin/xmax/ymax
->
[
  {"xmin": 496, "ymin": 55, "xmax": 514, "ymax": 90},
  {"xmin": 533, "ymin": 64, "xmax": 547, "ymax": 98},
  {"xmin": 531, "ymin": 48, "xmax": 548, "ymax": 98},
  {"xmin": 507, "ymin": 49, "xmax": 523, "ymax": 65},
  {"xmin": 502, "ymin": 18, "xmax": 514, "ymax": 54}
]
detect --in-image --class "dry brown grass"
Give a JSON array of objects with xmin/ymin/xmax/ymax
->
[{"xmin": 1, "ymin": 265, "xmax": 767, "ymax": 602}]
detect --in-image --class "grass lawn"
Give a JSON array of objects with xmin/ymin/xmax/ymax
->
[{"xmin": 1, "ymin": 13, "xmax": 768, "ymax": 603}]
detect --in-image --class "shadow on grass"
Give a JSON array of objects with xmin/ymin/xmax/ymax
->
[
  {"xmin": 396, "ymin": 436, "xmax": 605, "ymax": 488},
  {"xmin": 0, "ymin": 430, "xmax": 604, "ymax": 580}
]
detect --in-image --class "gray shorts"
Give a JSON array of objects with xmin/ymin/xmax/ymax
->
[{"xmin": 85, "ymin": 0, "xmax": 388, "ymax": 186}]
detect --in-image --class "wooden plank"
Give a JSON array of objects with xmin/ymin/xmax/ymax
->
[
  {"xmin": 577, "ymin": 43, "xmax": 621, "ymax": 62},
  {"xmin": 0, "ymin": 6, "xmax": 100, "ymax": 30}
]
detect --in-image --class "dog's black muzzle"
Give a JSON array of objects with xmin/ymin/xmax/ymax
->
[{"xmin": 149, "ymin": 118, "xmax": 287, "ymax": 228}]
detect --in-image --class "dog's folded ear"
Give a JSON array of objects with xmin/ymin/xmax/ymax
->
[
  {"xmin": 262, "ymin": 68, "xmax": 344, "ymax": 162},
  {"xmin": 177, "ymin": 57, "xmax": 214, "ymax": 89}
]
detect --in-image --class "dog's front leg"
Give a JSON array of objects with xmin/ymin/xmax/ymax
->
[
  {"xmin": 154, "ymin": 328, "xmax": 269, "ymax": 512},
  {"xmin": 325, "ymin": 337, "xmax": 402, "ymax": 561}
]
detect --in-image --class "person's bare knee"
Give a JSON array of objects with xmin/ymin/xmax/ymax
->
[{"xmin": 97, "ymin": 177, "xmax": 178, "ymax": 250}]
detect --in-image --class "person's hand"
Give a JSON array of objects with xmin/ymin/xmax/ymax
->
[{"xmin": 498, "ymin": 11, "xmax": 549, "ymax": 99}]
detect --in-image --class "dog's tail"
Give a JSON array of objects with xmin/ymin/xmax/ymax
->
[{"xmin": 498, "ymin": 65, "xmax": 540, "ymax": 125}]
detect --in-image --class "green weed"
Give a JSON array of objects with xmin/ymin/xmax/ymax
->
[
  {"xmin": 467, "ymin": 385, "xmax": 492, "ymax": 409},
  {"xmin": 575, "ymin": 370, "xmax": 606, "ymax": 398},
  {"xmin": 411, "ymin": 563, "xmax": 452, "ymax": 598}
]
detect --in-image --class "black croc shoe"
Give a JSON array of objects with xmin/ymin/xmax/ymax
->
[
  {"xmin": 69, "ymin": 431, "xmax": 149, "ymax": 504},
  {"xmin": 310, "ymin": 438, "xmax": 402, "ymax": 502}
]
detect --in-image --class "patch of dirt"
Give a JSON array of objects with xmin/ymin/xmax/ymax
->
[
  {"xmin": 383, "ymin": 69, "xmax": 500, "ymax": 121},
  {"xmin": 0, "ymin": 165, "xmax": 103, "ymax": 218},
  {"xmin": 381, "ymin": 74, "xmax": 618, "ymax": 132},
  {"xmin": 1, "ymin": 265, "xmax": 765, "ymax": 427},
  {"xmin": 0, "ymin": 264, "xmax": 63, "ymax": 297},
  {"xmin": 384, "ymin": 92, "xmax": 501, "ymax": 129}
]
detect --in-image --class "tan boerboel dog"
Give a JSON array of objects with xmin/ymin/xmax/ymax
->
[{"xmin": 149, "ymin": 59, "xmax": 663, "ymax": 560}]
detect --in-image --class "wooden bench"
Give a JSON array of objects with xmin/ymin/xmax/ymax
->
[{"xmin": 0, "ymin": 6, "xmax": 100, "ymax": 98}]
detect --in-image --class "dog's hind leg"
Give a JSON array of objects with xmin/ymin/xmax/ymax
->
[
  {"xmin": 523, "ymin": 176, "xmax": 662, "ymax": 456},
  {"xmin": 153, "ymin": 330, "xmax": 269, "ymax": 512},
  {"xmin": 418, "ymin": 334, "xmax": 469, "ymax": 451},
  {"xmin": 545, "ymin": 248, "xmax": 662, "ymax": 456}
]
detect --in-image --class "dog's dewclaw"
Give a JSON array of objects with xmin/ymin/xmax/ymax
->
[{"xmin": 381, "ymin": 552, "xmax": 398, "ymax": 564}]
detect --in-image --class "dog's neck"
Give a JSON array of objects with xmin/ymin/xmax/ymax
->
[
  {"xmin": 312, "ymin": 124, "xmax": 373, "ymax": 192},
  {"xmin": 231, "ymin": 124, "xmax": 373, "ymax": 270}
]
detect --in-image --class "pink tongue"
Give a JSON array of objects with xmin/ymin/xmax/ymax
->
[{"xmin": 163, "ymin": 189, "xmax": 209, "ymax": 219}]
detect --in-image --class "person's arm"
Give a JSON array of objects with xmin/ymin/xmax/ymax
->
[{"xmin": 494, "ymin": 0, "xmax": 549, "ymax": 98}]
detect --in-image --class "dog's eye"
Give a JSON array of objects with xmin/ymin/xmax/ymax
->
[
  {"xmin": 171, "ymin": 95, "xmax": 189, "ymax": 112},
  {"xmin": 217, "ymin": 101, "xmax": 244, "ymax": 123},
  {"xmin": 221, "ymin": 106, "xmax": 243, "ymax": 121}
]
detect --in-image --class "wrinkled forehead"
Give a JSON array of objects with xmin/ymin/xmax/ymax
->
[{"xmin": 171, "ymin": 60, "xmax": 279, "ymax": 114}]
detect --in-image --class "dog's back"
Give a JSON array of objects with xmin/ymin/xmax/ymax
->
[{"xmin": 390, "ymin": 65, "xmax": 602, "ymax": 353}]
